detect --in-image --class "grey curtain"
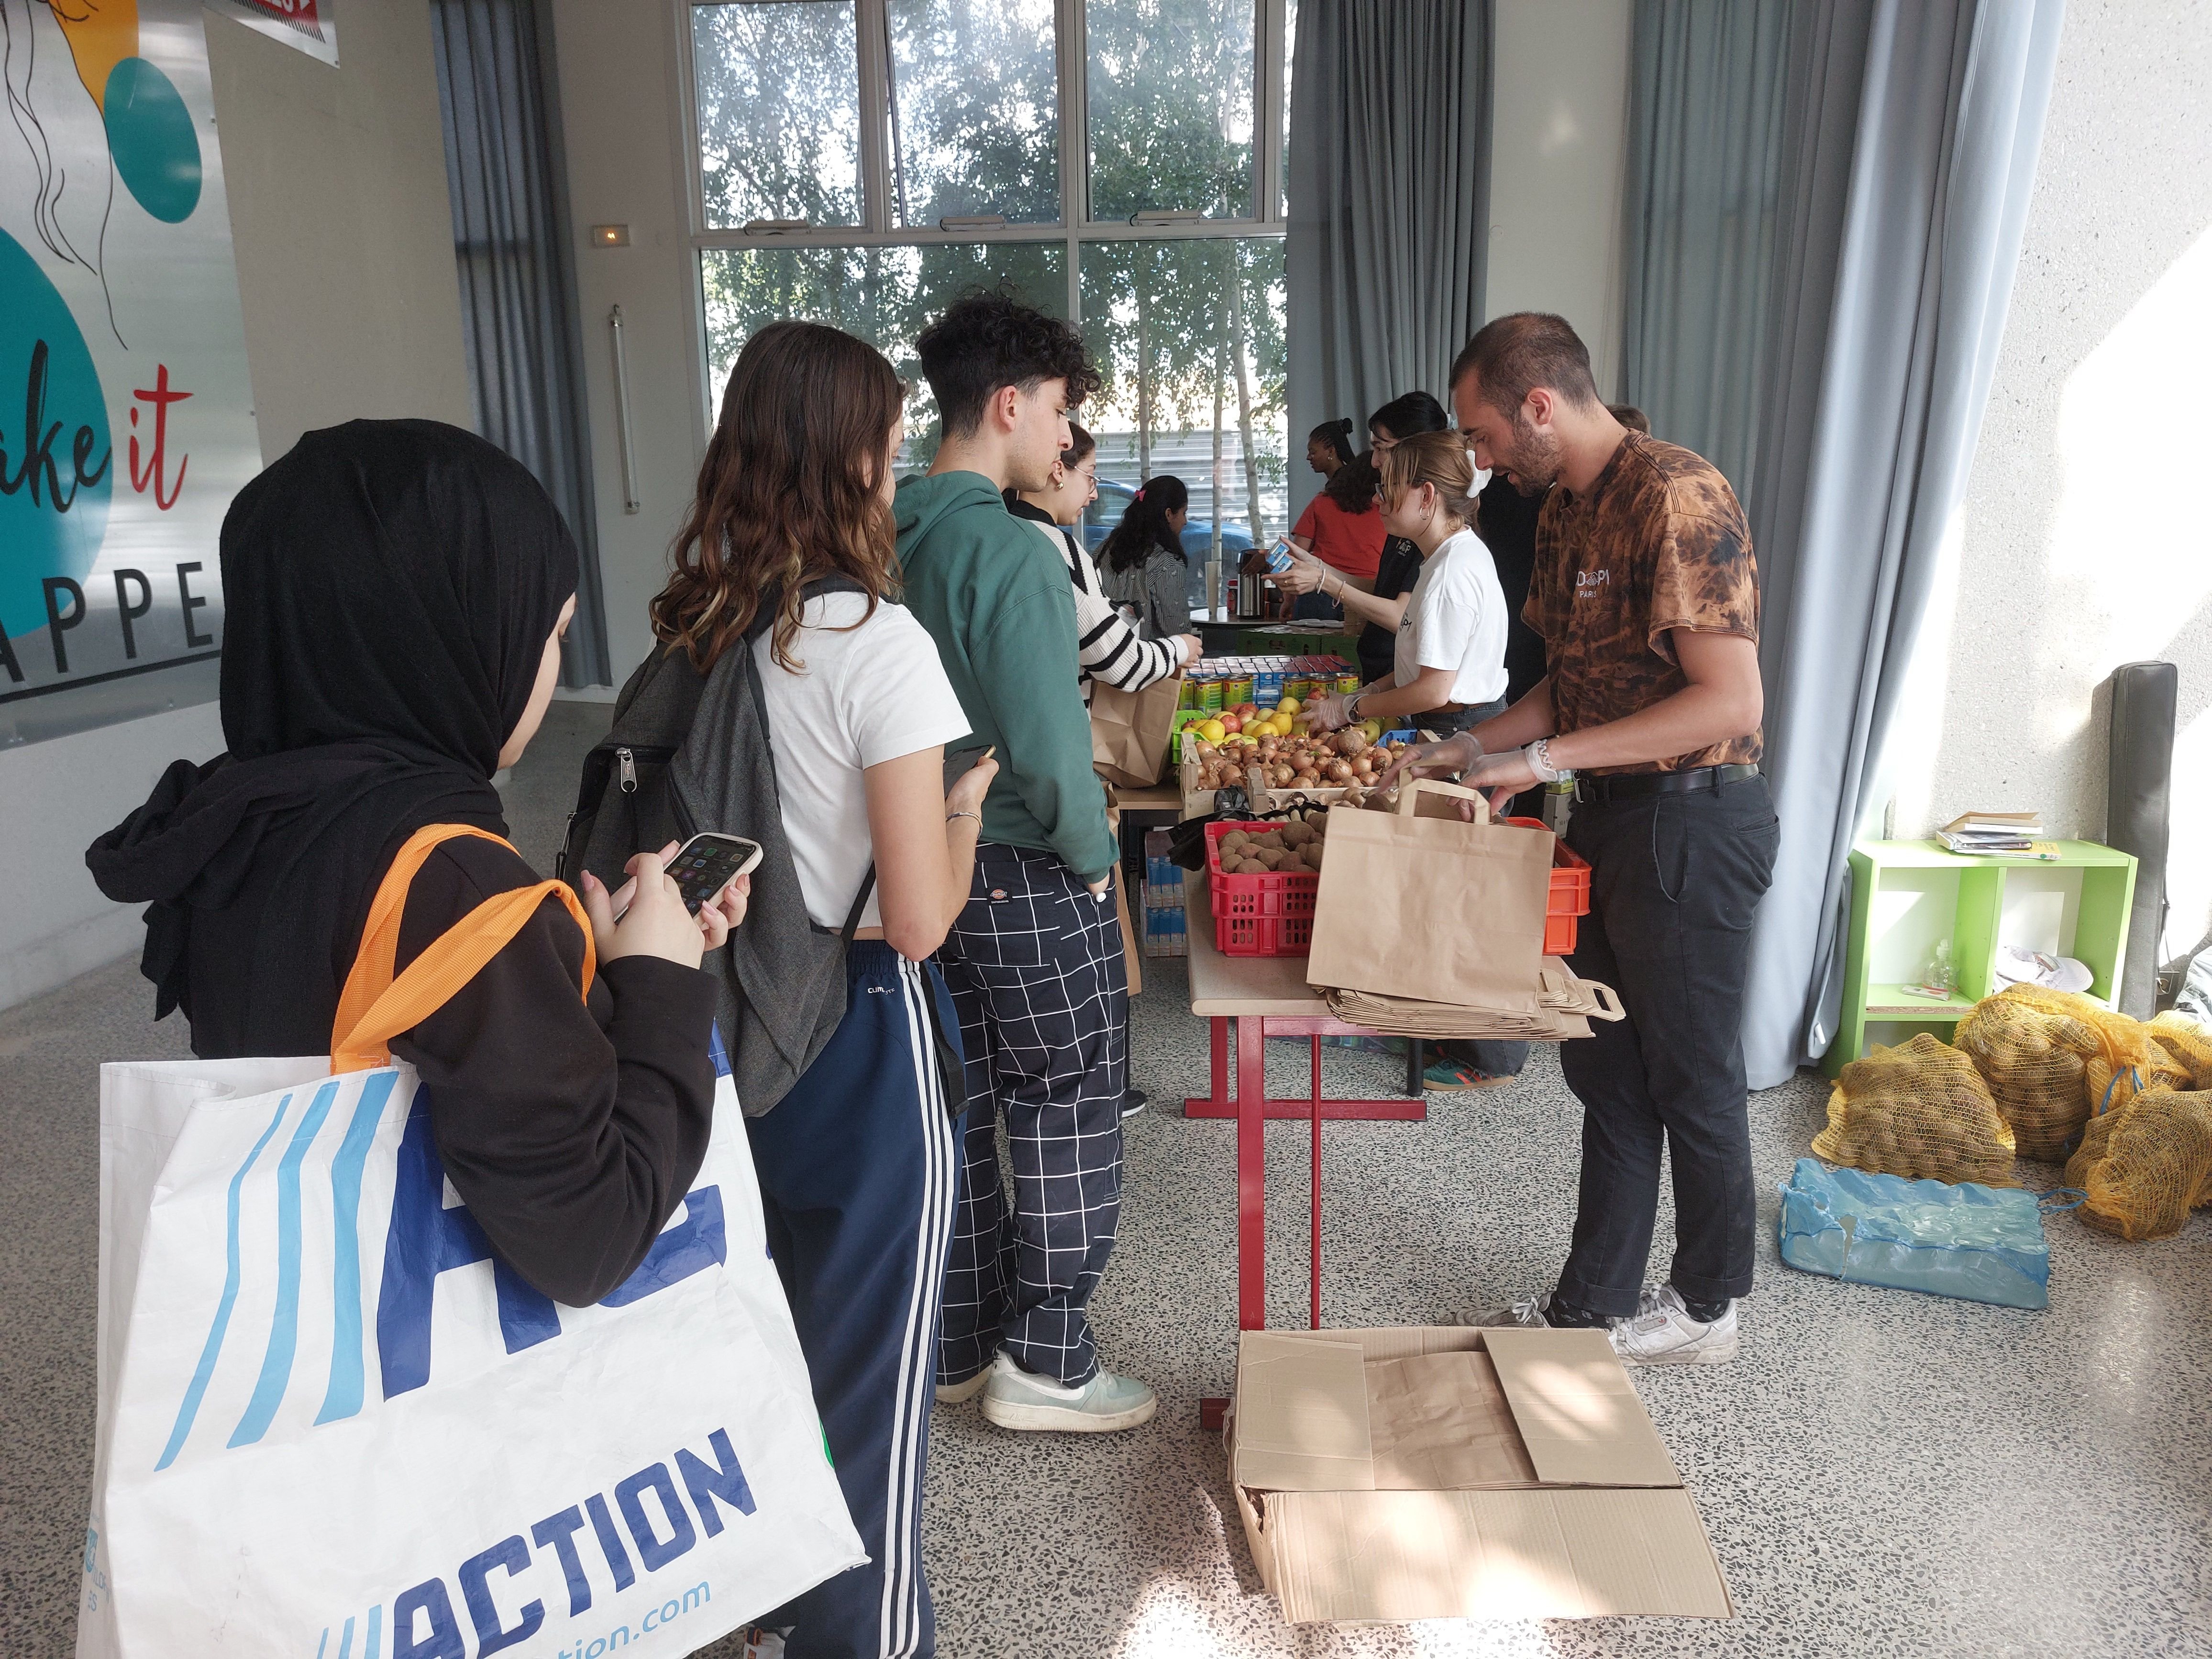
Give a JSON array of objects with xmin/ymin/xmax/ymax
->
[
  {"xmin": 1286, "ymin": 0, "xmax": 1492, "ymax": 476},
  {"xmin": 1740, "ymin": 0, "xmax": 2066, "ymax": 1088},
  {"xmin": 430, "ymin": 0, "xmax": 612, "ymax": 687},
  {"xmin": 1620, "ymin": 0, "xmax": 1793, "ymax": 502}
]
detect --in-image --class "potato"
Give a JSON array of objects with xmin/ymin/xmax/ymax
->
[
  {"xmin": 1222, "ymin": 830, "xmax": 1250, "ymax": 852},
  {"xmin": 1302, "ymin": 842, "xmax": 1326, "ymax": 870}
]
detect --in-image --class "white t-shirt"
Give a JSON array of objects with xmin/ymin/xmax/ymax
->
[
  {"xmin": 1394, "ymin": 526, "xmax": 1509, "ymax": 708},
  {"xmin": 751, "ymin": 591, "xmax": 970, "ymax": 929}
]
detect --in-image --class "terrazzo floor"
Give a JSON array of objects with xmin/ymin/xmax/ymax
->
[{"xmin": 5, "ymin": 703, "xmax": 2209, "ymax": 1657}]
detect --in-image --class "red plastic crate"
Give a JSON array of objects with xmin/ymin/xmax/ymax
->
[
  {"xmin": 1503, "ymin": 816, "xmax": 1592, "ymax": 955},
  {"xmin": 1202, "ymin": 815, "xmax": 1591, "ymax": 959},
  {"xmin": 1204, "ymin": 819, "xmax": 1319, "ymax": 957}
]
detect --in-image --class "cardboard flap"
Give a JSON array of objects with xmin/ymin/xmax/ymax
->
[
  {"xmin": 1233, "ymin": 1333, "xmax": 1374, "ymax": 1492},
  {"xmin": 1481, "ymin": 1329, "xmax": 1682, "ymax": 1487},
  {"xmin": 1266, "ymin": 1488, "xmax": 1732, "ymax": 1624}
]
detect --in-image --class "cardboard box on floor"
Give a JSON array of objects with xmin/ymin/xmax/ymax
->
[{"xmin": 1228, "ymin": 1327, "xmax": 1732, "ymax": 1625}]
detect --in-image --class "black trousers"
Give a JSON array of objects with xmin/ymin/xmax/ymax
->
[{"xmin": 1554, "ymin": 774, "xmax": 1779, "ymax": 1317}]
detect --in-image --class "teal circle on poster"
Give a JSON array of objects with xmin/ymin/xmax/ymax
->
[
  {"xmin": 0, "ymin": 227, "xmax": 113, "ymax": 638},
  {"xmin": 104, "ymin": 57, "xmax": 203, "ymax": 224}
]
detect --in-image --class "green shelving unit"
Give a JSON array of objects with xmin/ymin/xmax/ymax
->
[{"xmin": 1825, "ymin": 838, "xmax": 2138, "ymax": 1076}]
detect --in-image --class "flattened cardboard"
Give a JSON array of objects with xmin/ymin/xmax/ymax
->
[
  {"xmin": 1232, "ymin": 1333, "xmax": 1372, "ymax": 1492},
  {"xmin": 1266, "ymin": 1488, "xmax": 1733, "ymax": 1624},
  {"xmin": 1230, "ymin": 1327, "xmax": 1730, "ymax": 1624},
  {"xmin": 1480, "ymin": 1328, "xmax": 1681, "ymax": 1488}
]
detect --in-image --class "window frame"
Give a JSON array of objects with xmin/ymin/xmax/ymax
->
[{"xmin": 675, "ymin": 0, "xmax": 1290, "ymax": 346}]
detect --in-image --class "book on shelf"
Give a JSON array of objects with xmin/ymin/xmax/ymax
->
[{"xmin": 1936, "ymin": 810, "xmax": 2050, "ymax": 857}]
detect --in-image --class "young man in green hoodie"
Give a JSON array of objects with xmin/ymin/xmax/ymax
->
[{"xmin": 897, "ymin": 293, "xmax": 1156, "ymax": 1434}]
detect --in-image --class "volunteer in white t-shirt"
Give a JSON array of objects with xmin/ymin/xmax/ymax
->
[
  {"xmin": 647, "ymin": 318, "xmax": 991, "ymax": 1657},
  {"xmin": 1303, "ymin": 431, "xmax": 1506, "ymax": 738}
]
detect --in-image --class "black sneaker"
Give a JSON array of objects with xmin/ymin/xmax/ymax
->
[{"xmin": 1120, "ymin": 1086, "xmax": 1147, "ymax": 1119}]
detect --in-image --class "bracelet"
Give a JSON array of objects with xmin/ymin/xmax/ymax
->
[
  {"xmin": 946, "ymin": 810, "xmax": 981, "ymax": 828},
  {"xmin": 1525, "ymin": 738, "xmax": 1562, "ymax": 783}
]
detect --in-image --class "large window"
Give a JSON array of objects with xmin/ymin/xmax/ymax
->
[{"xmin": 686, "ymin": 0, "xmax": 1291, "ymax": 542}]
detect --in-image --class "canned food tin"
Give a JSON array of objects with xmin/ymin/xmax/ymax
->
[
  {"xmin": 1198, "ymin": 675, "xmax": 1225, "ymax": 712},
  {"xmin": 1335, "ymin": 673, "xmax": 1362, "ymax": 695},
  {"xmin": 1225, "ymin": 675, "xmax": 1254, "ymax": 707}
]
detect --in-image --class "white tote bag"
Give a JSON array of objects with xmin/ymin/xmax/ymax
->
[{"xmin": 77, "ymin": 827, "xmax": 863, "ymax": 1659}]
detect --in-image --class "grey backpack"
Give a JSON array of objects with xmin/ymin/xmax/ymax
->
[{"xmin": 558, "ymin": 580, "xmax": 874, "ymax": 1117}]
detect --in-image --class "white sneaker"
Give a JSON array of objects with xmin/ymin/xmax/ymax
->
[
  {"xmin": 1470, "ymin": 1291, "xmax": 1559, "ymax": 1328},
  {"xmin": 978, "ymin": 1350, "xmax": 1158, "ymax": 1432},
  {"xmin": 934, "ymin": 1366, "xmax": 993, "ymax": 1406},
  {"xmin": 1608, "ymin": 1285, "xmax": 1738, "ymax": 1367}
]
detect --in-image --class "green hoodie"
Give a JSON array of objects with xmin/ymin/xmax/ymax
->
[{"xmin": 896, "ymin": 470, "xmax": 1116, "ymax": 884}]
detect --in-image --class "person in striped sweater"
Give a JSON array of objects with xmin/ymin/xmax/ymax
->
[{"xmin": 1005, "ymin": 423, "xmax": 1202, "ymax": 700}]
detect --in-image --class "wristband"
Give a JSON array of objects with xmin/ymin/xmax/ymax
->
[{"xmin": 1524, "ymin": 738, "xmax": 1562, "ymax": 783}]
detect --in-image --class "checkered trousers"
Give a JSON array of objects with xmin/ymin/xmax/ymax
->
[{"xmin": 935, "ymin": 841, "xmax": 1128, "ymax": 1387}]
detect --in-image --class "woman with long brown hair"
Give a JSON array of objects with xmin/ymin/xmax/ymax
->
[{"xmin": 655, "ymin": 319, "xmax": 991, "ymax": 1659}]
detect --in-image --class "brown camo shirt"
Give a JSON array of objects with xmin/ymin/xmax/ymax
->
[{"xmin": 1526, "ymin": 431, "xmax": 1763, "ymax": 774}]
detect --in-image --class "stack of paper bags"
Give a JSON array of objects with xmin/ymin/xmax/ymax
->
[
  {"xmin": 1326, "ymin": 961, "xmax": 1623, "ymax": 1039},
  {"xmin": 1306, "ymin": 781, "xmax": 1619, "ymax": 1040}
]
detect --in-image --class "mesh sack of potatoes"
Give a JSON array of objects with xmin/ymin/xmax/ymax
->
[
  {"xmin": 2086, "ymin": 1039, "xmax": 2194, "ymax": 1117},
  {"xmin": 1954, "ymin": 984, "xmax": 2152, "ymax": 1160},
  {"xmin": 2063, "ymin": 1087, "xmax": 2212, "ymax": 1241},
  {"xmin": 2148, "ymin": 1011, "xmax": 2212, "ymax": 1090},
  {"xmin": 1811, "ymin": 1033, "xmax": 2017, "ymax": 1185}
]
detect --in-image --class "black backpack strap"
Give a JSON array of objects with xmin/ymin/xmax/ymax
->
[
  {"xmin": 840, "ymin": 867, "xmax": 878, "ymax": 943},
  {"xmin": 741, "ymin": 590, "xmax": 880, "ymax": 947}
]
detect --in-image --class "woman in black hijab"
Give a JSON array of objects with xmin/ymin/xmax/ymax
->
[{"xmin": 88, "ymin": 419, "xmax": 740, "ymax": 1305}]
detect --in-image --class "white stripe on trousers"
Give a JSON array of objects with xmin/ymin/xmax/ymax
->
[{"xmin": 879, "ymin": 958, "xmax": 955, "ymax": 1659}]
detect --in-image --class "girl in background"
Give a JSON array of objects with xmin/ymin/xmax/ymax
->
[
  {"xmin": 1008, "ymin": 424, "xmax": 1200, "ymax": 697},
  {"xmin": 1097, "ymin": 474, "xmax": 1192, "ymax": 641}
]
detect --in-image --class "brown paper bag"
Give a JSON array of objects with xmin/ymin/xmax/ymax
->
[
  {"xmin": 1306, "ymin": 780, "xmax": 1554, "ymax": 1011},
  {"xmin": 1092, "ymin": 672, "xmax": 1185, "ymax": 788}
]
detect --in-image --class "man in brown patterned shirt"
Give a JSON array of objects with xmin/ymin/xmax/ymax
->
[{"xmin": 1384, "ymin": 312, "xmax": 1779, "ymax": 1366}]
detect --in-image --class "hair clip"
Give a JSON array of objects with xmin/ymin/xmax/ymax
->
[{"xmin": 1135, "ymin": 487, "xmax": 1146, "ymax": 501}]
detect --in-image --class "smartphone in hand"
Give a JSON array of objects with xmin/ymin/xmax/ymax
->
[
  {"xmin": 617, "ymin": 831, "xmax": 763, "ymax": 921},
  {"xmin": 944, "ymin": 743, "xmax": 996, "ymax": 790}
]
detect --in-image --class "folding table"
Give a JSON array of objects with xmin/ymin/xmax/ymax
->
[{"xmin": 1181, "ymin": 870, "xmax": 1431, "ymax": 1429}]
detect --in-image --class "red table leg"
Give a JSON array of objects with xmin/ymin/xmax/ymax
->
[
  {"xmin": 1237, "ymin": 1013, "xmax": 1267, "ymax": 1333},
  {"xmin": 1310, "ymin": 1036, "xmax": 1322, "ymax": 1330}
]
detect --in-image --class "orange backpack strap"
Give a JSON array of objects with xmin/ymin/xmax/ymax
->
[{"xmin": 331, "ymin": 824, "xmax": 597, "ymax": 1073}]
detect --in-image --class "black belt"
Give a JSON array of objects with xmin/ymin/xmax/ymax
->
[{"xmin": 1573, "ymin": 763, "xmax": 1760, "ymax": 805}]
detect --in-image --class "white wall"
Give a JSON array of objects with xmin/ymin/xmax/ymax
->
[
  {"xmin": 549, "ymin": 0, "xmax": 705, "ymax": 692},
  {"xmin": 1888, "ymin": 0, "xmax": 2212, "ymax": 966},
  {"xmin": 0, "ymin": 7, "xmax": 473, "ymax": 1013},
  {"xmin": 1483, "ymin": 0, "xmax": 1632, "ymax": 396},
  {"xmin": 203, "ymin": 5, "xmax": 473, "ymax": 462}
]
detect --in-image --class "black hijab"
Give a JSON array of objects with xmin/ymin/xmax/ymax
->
[{"xmin": 87, "ymin": 419, "xmax": 578, "ymax": 1057}]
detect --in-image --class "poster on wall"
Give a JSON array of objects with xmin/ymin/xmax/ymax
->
[
  {"xmin": 0, "ymin": 0, "xmax": 260, "ymax": 748},
  {"xmin": 202, "ymin": 0, "xmax": 338, "ymax": 66}
]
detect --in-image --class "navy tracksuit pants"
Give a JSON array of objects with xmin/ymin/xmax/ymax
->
[
  {"xmin": 747, "ymin": 942, "xmax": 961, "ymax": 1659},
  {"xmin": 935, "ymin": 841, "xmax": 1128, "ymax": 1388}
]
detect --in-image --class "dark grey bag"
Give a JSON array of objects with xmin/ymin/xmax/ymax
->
[{"xmin": 558, "ymin": 580, "xmax": 874, "ymax": 1117}]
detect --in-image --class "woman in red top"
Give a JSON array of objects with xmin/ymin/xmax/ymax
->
[{"xmin": 1290, "ymin": 455, "xmax": 1386, "ymax": 584}]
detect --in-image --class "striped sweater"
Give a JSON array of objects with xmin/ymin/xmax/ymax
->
[{"xmin": 1012, "ymin": 508, "xmax": 1190, "ymax": 703}]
